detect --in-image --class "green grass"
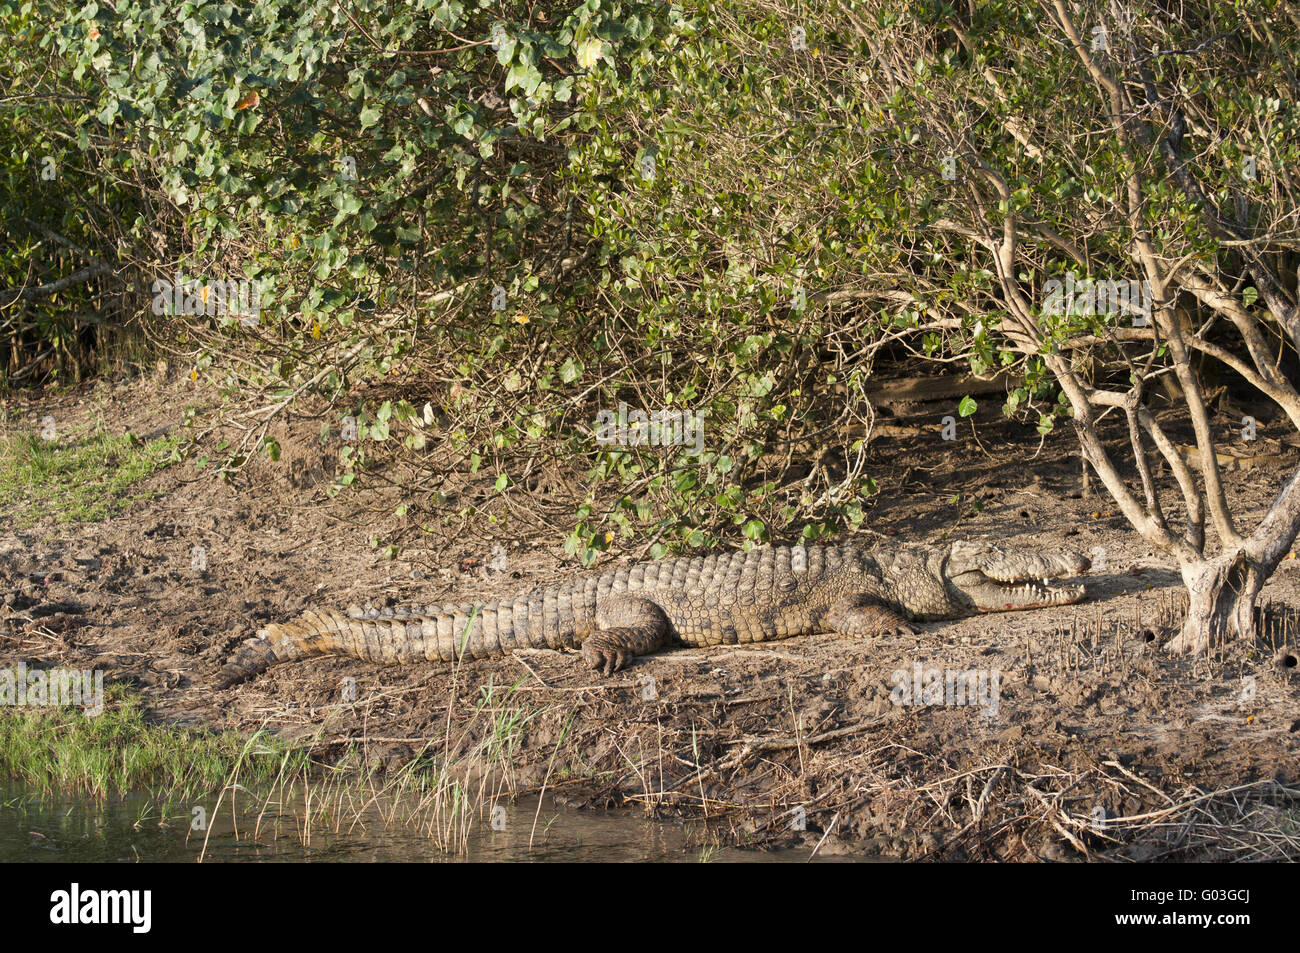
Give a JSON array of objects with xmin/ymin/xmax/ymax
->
[
  {"xmin": 0, "ymin": 677, "xmax": 566, "ymax": 855},
  {"xmin": 0, "ymin": 685, "xmax": 309, "ymax": 801},
  {"xmin": 0, "ymin": 427, "xmax": 180, "ymax": 525}
]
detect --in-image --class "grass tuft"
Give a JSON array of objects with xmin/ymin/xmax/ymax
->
[{"xmin": 0, "ymin": 684, "xmax": 307, "ymax": 801}]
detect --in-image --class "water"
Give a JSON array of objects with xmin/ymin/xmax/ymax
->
[{"xmin": 0, "ymin": 783, "xmax": 859, "ymax": 862}]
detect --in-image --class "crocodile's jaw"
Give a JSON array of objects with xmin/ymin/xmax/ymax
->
[
  {"xmin": 946, "ymin": 570, "xmax": 1088, "ymax": 613},
  {"xmin": 938, "ymin": 542, "xmax": 1090, "ymax": 614}
]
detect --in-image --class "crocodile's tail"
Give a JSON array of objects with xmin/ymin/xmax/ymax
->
[{"xmin": 215, "ymin": 597, "xmax": 584, "ymax": 688}]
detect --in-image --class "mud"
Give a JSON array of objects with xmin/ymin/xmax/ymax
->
[{"xmin": 3, "ymin": 369, "xmax": 1299, "ymax": 861}]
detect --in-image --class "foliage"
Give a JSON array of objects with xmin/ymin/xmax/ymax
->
[
  {"xmin": 6, "ymin": 0, "xmax": 1299, "ymax": 588},
  {"xmin": 3, "ymin": 0, "xmax": 895, "ymax": 558}
]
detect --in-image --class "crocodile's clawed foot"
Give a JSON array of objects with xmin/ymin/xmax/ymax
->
[
  {"xmin": 582, "ymin": 635, "xmax": 631, "ymax": 675},
  {"xmin": 581, "ymin": 610, "xmax": 669, "ymax": 675},
  {"xmin": 869, "ymin": 620, "xmax": 918, "ymax": 638}
]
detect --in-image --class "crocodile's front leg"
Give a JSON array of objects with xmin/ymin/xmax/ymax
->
[
  {"xmin": 825, "ymin": 595, "xmax": 918, "ymax": 638},
  {"xmin": 581, "ymin": 596, "xmax": 671, "ymax": 675}
]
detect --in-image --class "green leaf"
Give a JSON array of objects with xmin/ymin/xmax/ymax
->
[{"xmin": 505, "ymin": 62, "xmax": 542, "ymax": 95}]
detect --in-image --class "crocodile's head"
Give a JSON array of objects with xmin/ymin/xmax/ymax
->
[
  {"xmin": 868, "ymin": 542, "xmax": 1090, "ymax": 620},
  {"xmin": 940, "ymin": 541, "xmax": 1090, "ymax": 614}
]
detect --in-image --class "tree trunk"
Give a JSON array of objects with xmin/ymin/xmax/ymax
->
[{"xmin": 1167, "ymin": 551, "xmax": 1266, "ymax": 654}]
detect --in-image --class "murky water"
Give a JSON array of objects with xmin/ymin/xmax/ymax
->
[{"xmin": 0, "ymin": 783, "xmax": 862, "ymax": 862}]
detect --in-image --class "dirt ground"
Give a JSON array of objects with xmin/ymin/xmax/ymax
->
[{"xmin": 3, "ymin": 366, "xmax": 1299, "ymax": 861}]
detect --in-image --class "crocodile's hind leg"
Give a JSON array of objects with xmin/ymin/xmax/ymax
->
[
  {"xmin": 825, "ymin": 595, "xmax": 918, "ymax": 638},
  {"xmin": 581, "ymin": 596, "xmax": 670, "ymax": 675}
]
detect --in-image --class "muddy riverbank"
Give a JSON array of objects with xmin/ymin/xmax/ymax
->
[{"xmin": 3, "ymin": 371, "xmax": 1299, "ymax": 861}]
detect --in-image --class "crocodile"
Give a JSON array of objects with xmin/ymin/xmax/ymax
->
[{"xmin": 215, "ymin": 541, "xmax": 1089, "ymax": 687}]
